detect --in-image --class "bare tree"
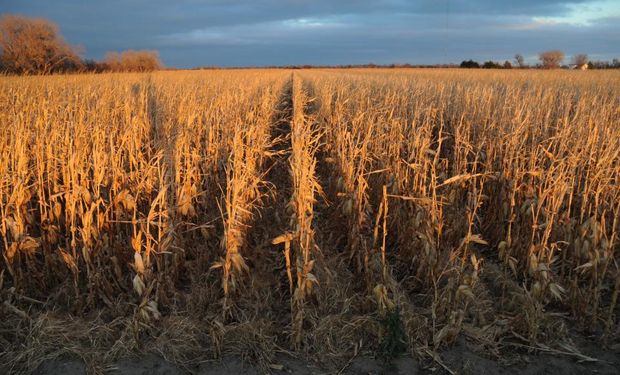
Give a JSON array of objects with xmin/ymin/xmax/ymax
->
[
  {"xmin": 0, "ymin": 14, "xmax": 81, "ymax": 74},
  {"xmin": 514, "ymin": 53, "xmax": 526, "ymax": 68},
  {"xmin": 573, "ymin": 53, "xmax": 588, "ymax": 68},
  {"xmin": 103, "ymin": 50, "xmax": 162, "ymax": 72},
  {"xmin": 538, "ymin": 50, "xmax": 564, "ymax": 69}
]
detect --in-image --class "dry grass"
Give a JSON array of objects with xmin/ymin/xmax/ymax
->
[{"xmin": 1, "ymin": 68, "xmax": 619, "ymax": 373}]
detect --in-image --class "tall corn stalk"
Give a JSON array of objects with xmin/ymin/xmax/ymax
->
[{"xmin": 273, "ymin": 75, "xmax": 323, "ymax": 348}]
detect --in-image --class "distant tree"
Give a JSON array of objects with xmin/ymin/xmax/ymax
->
[
  {"xmin": 0, "ymin": 14, "xmax": 81, "ymax": 74},
  {"xmin": 460, "ymin": 59, "xmax": 480, "ymax": 68},
  {"xmin": 514, "ymin": 53, "xmax": 526, "ymax": 68},
  {"xmin": 503, "ymin": 60, "xmax": 513, "ymax": 69},
  {"xmin": 81, "ymin": 58, "xmax": 107, "ymax": 73},
  {"xmin": 103, "ymin": 50, "xmax": 161, "ymax": 72},
  {"xmin": 587, "ymin": 60, "xmax": 618, "ymax": 69},
  {"xmin": 538, "ymin": 50, "xmax": 564, "ymax": 69},
  {"xmin": 572, "ymin": 53, "xmax": 588, "ymax": 68},
  {"xmin": 482, "ymin": 60, "xmax": 502, "ymax": 69}
]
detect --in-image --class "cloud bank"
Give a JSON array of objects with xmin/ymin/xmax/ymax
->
[{"xmin": 4, "ymin": 0, "xmax": 619, "ymax": 67}]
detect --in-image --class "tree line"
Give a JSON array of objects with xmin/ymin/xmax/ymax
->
[
  {"xmin": 0, "ymin": 14, "xmax": 161, "ymax": 74},
  {"xmin": 3, "ymin": 14, "xmax": 619, "ymax": 74},
  {"xmin": 461, "ymin": 51, "xmax": 620, "ymax": 70}
]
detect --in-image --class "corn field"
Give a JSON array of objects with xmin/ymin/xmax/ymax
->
[{"xmin": 1, "ymin": 69, "xmax": 619, "ymax": 373}]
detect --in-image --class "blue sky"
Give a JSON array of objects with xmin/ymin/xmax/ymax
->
[{"xmin": 3, "ymin": 0, "xmax": 619, "ymax": 67}]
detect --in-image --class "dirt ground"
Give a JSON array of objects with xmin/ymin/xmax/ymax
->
[{"xmin": 31, "ymin": 341, "xmax": 620, "ymax": 375}]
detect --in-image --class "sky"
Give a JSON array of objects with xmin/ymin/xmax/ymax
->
[{"xmin": 3, "ymin": 0, "xmax": 619, "ymax": 68}]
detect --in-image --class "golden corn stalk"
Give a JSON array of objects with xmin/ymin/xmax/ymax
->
[{"xmin": 0, "ymin": 69, "xmax": 618, "ymax": 365}]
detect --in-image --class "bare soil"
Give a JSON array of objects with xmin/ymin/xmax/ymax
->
[{"xmin": 32, "ymin": 341, "xmax": 619, "ymax": 375}]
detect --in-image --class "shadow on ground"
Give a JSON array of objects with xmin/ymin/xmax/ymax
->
[{"xmin": 33, "ymin": 341, "xmax": 619, "ymax": 375}]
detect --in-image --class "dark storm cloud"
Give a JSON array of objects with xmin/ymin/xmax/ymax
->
[{"xmin": 3, "ymin": 0, "xmax": 619, "ymax": 67}]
